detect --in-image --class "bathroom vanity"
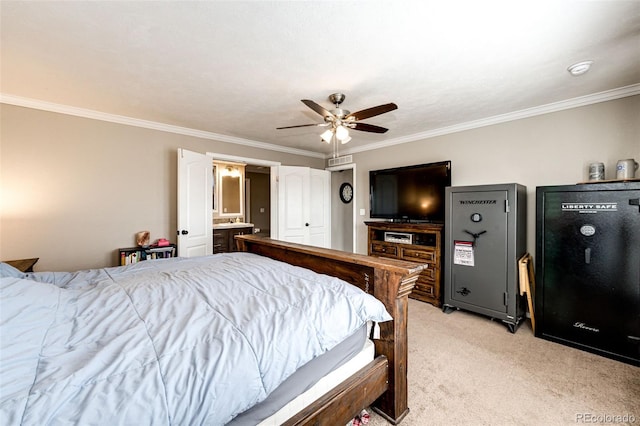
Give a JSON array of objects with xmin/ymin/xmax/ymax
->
[{"xmin": 213, "ymin": 223, "xmax": 254, "ymax": 253}]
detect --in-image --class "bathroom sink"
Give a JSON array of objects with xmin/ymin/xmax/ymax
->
[{"xmin": 213, "ymin": 222, "xmax": 254, "ymax": 229}]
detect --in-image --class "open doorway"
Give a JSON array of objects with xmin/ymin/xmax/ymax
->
[
  {"xmin": 207, "ymin": 152, "xmax": 280, "ymax": 238},
  {"xmin": 206, "ymin": 151, "xmax": 357, "ymax": 253},
  {"xmin": 328, "ymin": 163, "xmax": 356, "ymax": 253},
  {"xmin": 245, "ymin": 165, "xmax": 271, "ymax": 237}
]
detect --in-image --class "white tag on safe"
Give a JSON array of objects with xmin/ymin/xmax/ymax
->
[{"xmin": 454, "ymin": 241, "xmax": 475, "ymax": 266}]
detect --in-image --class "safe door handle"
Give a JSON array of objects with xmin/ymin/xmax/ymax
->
[
  {"xmin": 456, "ymin": 287, "xmax": 471, "ymax": 296},
  {"xmin": 463, "ymin": 230, "xmax": 486, "ymax": 247},
  {"xmin": 585, "ymin": 247, "xmax": 591, "ymax": 264}
]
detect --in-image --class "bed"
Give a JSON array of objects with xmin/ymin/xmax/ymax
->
[{"xmin": 0, "ymin": 235, "xmax": 424, "ymax": 425}]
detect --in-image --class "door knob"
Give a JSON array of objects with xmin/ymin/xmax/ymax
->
[
  {"xmin": 305, "ymin": 223, "xmax": 309, "ymax": 227},
  {"xmin": 181, "ymin": 230, "xmax": 189, "ymax": 235}
]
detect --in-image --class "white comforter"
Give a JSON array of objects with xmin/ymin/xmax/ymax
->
[{"xmin": 0, "ymin": 253, "xmax": 391, "ymax": 425}]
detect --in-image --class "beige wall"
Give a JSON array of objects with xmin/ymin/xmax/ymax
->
[
  {"xmin": 352, "ymin": 95, "xmax": 640, "ymax": 256},
  {"xmin": 0, "ymin": 105, "xmax": 322, "ymax": 271},
  {"xmin": 2, "ymin": 96, "xmax": 638, "ymax": 271}
]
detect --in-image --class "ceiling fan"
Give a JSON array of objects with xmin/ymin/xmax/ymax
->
[{"xmin": 276, "ymin": 93, "xmax": 397, "ymax": 145}]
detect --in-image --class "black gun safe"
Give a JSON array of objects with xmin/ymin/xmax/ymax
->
[
  {"xmin": 443, "ymin": 183, "xmax": 527, "ymax": 332},
  {"xmin": 536, "ymin": 182, "xmax": 640, "ymax": 366}
]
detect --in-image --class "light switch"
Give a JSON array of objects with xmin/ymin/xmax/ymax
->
[{"xmin": 360, "ymin": 209, "xmax": 366, "ymax": 216}]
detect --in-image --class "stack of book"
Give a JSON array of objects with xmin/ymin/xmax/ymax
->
[{"xmin": 119, "ymin": 244, "xmax": 176, "ymax": 266}]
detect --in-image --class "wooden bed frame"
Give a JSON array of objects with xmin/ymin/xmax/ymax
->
[{"xmin": 236, "ymin": 235, "xmax": 425, "ymax": 425}]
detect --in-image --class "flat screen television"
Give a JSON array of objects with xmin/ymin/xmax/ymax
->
[{"xmin": 369, "ymin": 161, "xmax": 451, "ymax": 223}]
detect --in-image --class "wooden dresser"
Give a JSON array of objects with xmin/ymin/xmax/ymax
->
[{"xmin": 366, "ymin": 221, "xmax": 443, "ymax": 307}]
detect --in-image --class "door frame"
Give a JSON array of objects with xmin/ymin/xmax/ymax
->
[
  {"xmin": 326, "ymin": 163, "xmax": 357, "ymax": 253},
  {"xmin": 205, "ymin": 152, "xmax": 281, "ymax": 169},
  {"xmin": 206, "ymin": 151, "xmax": 280, "ymax": 233}
]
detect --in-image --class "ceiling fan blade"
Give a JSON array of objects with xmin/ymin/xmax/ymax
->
[
  {"xmin": 346, "ymin": 103, "xmax": 398, "ymax": 121},
  {"xmin": 352, "ymin": 122, "xmax": 389, "ymax": 133},
  {"xmin": 301, "ymin": 99, "xmax": 334, "ymax": 118},
  {"xmin": 276, "ymin": 123, "xmax": 327, "ymax": 130}
]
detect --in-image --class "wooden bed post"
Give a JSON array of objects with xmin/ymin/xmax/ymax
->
[
  {"xmin": 370, "ymin": 267, "xmax": 416, "ymax": 424},
  {"xmin": 236, "ymin": 235, "xmax": 423, "ymax": 425}
]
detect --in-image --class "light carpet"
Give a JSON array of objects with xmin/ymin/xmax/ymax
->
[{"xmin": 368, "ymin": 299, "xmax": 639, "ymax": 426}]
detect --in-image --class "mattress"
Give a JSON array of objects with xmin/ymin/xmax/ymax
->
[
  {"xmin": 261, "ymin": 338, "xmax": 376, "ymax": 425},
  {"xmin": 229, "ymin": 323, "xmax": 371, "ymax": 425}
]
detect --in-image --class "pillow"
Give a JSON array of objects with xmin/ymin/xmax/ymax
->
[{"xmin": 0, "ymin": 262, "xmax": 26, "ymax": 279}]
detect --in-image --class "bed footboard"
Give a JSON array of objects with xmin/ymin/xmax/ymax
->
[
  {"xmin": 236, "ymin": 235, "xmax": 424, "ymax": 424},
  {"xmin": 282, "ymin": 356, "xmax": 389, "ymax": 426}
]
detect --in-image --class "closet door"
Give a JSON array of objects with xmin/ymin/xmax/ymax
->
[
  {"xmin": 274, "ymin": 166, "xmax": 331, "ymax": 248},
  {"xmin": 307, "ymin": 168, "xmax": 331, "ymax": 248}
]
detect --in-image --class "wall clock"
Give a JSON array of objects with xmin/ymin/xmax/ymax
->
[{"xmin": 339, "ymin": 182, "xmax": 353, "ymax": 204}]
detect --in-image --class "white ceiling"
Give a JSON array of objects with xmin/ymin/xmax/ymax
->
[{"xmin": 2, "ymin": 1, "xmax": 639, "ymax": 158}]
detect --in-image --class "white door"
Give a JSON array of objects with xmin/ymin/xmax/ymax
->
[
  {"xmin": 308, "ymin": 168, "xmax": 331, "ymax": 247},
  {"xmin": 274, "ymin": 166, "xmax": 331, "ymax": 248},
  {"xmin": 177, "ymin": 148, "xmax": 213, "ymax": 257}
]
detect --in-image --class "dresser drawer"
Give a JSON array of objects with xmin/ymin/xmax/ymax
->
[
  {"xmin": 370, "ymin": 243, "xmax": 398, "ymax": 258},
  {"xmin": 419, "ymin": 267, "xmax": 436, "ymax": 281},
  {"xmin": 413, "ymin": 281, "xmax": 436, "ymax": 298},
  {"xmin": 401, "ymin": 247, "xmax": 436, "ymax": 263}
]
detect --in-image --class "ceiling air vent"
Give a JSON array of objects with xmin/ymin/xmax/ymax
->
[{"xmin": 328, "ymin": 155, "xmax": 353, "ymax": 167}]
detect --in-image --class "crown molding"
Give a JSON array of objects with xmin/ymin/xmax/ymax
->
[
  {"xmin": 340, "ymin": 83, "xmax": 640, "ymax": 157},
  {"xmin": 2, "ymin": 84, "xmax": 637, "ymax": 161},
  {"xmin": 0, "ymin": 94, "xmax": 325, "ymax": 159}
]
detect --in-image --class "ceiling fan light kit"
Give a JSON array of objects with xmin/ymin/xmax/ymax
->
[
  {"xmin": 277, "ymin": 93, "xmax": 397, "ymax": 157},
  {"xmin": 321, "ymin": 129, "xmax": 333, "ymax": 143},
  {"xmin": 335, "ymin": 125, "xmax": 349, "ymax": 141}
]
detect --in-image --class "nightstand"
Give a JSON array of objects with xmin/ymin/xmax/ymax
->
[{"xmin": 4, "ymin": 258, "xmax": 39, "ymax": 273}]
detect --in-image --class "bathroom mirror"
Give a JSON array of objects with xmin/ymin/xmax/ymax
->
[
  {"xmin": 214, "ymin": 162, "xmax": 244, "ymax": 218},
  {"xmin": 221, "ymin": 175, "xmax": 241, "ymax": 214}
]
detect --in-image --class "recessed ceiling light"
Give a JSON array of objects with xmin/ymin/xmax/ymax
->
[{"xmin": 567, "ymin": 60, "xmax": 593, "ymax": 76}]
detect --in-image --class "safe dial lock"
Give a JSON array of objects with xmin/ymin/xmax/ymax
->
[
  {"xmin": 580, "ymin": 225, "xmax": 596, "ymax": 236},
  {"xmin": 470, "ymin": 213, "xmax": 482, "ymax": 223}
]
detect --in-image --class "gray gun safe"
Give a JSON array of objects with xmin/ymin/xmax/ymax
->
[{"xmin": 443, "ymin": 183, "xmax": 527, "ymax": 332}]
